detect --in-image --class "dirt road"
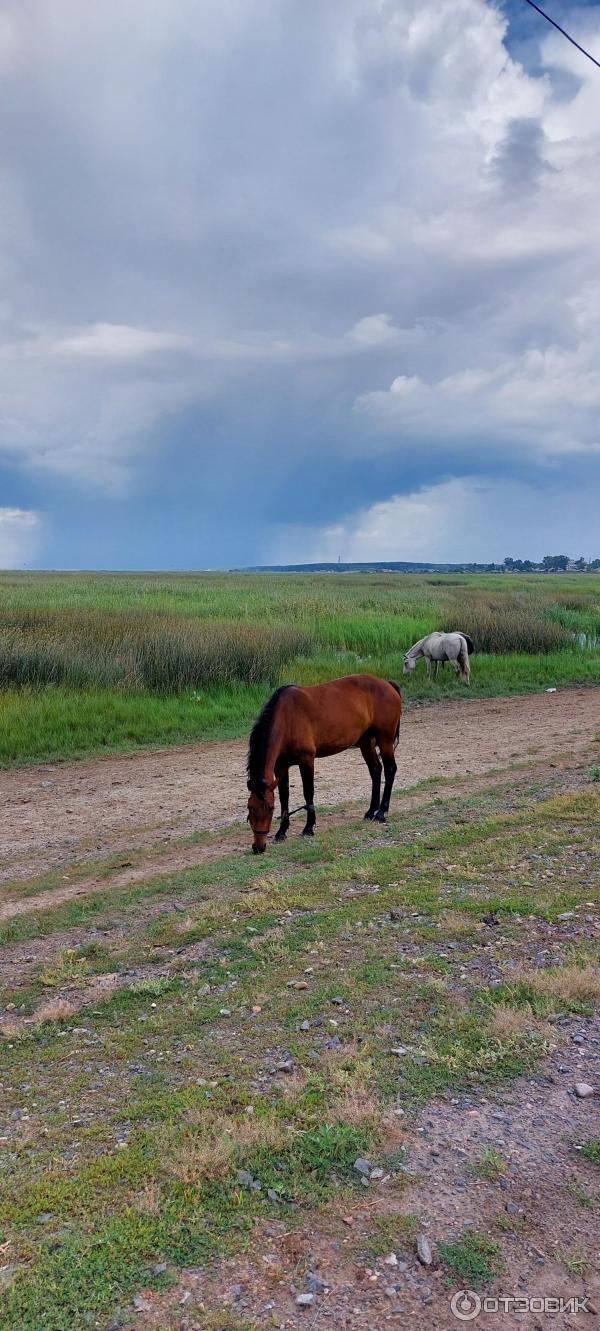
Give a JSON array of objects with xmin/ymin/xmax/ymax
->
[{"xmin": 2, "ymin": 687, "xmax": 599, "ymax": 886}]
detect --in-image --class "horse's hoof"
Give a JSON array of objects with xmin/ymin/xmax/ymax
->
[
  {"xmin": 364, "ymin": 810, "xmax": 375, "ymax": 821},
  {"xmin": 373, "ymin": 810, "xmax": 386, "ymax": 823},
  {"xmin": 274, "ymin": 832, "xmax": 287, "ymax": 843},
  {"xmin": 302, "ymin": 827, "xmax": 315, "ymax": 837}
]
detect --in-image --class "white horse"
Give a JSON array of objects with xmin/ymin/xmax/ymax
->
[{"xmin": 403, "ymin": 631, "xmax": 474, "ymax": 684}]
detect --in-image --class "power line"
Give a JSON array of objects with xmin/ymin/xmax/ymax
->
[{"xmin": 521, "ymin": 0, "xmax": 600, "ymax": 71}]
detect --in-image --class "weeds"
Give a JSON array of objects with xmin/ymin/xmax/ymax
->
[
  {"xmin": 557, "ymin": 1249, "xmax": 588, "ymax": 1276},
  {"xmin": 0, "ymin": 609, "xmax": 309, "ymax": 693},
  {"xmin": 469, "ymin": 1149, "xmax": 506, "ymax": 1182},
  {"xmin": 565, "ymin": 1176, "xmax": 595, "ymax": 1209},
  {"xmin": 445, "ymin": 591, "xmax": 570, "ymax": 654},
  {"xmin": 357, "ymin": 1212, "xmax": 419, "ymax": 1258},
  {"xmin": 438, "ymin": 1231, "xmax": 504, "ymax": 1288}
]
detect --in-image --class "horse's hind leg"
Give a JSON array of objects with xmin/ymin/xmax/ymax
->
[
  {"xmin": 373, "ymin": 737, "xmax": 397, "ymax": 823},
  {"xmin": 359, "ymin": 733, "xmax": 382, "ymax": 820},
  {"xmin": 299, "ymin": 758, "xmax": 316, "ymax": 836},
  {"xmin": 274, "ymin": 765, "xmax": 290, "ymax": 842}
]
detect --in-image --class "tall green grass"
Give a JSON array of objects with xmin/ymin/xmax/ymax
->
[
  {"xmin": 444, "ymin": 591, "xmax": 570, "ymax": 654},
  {"xmin": 0, "ymin": 571, "xmax": 598, "ymax": 764},
  {"xmin": 0, "ymin": 610, "xmax": 310, "ymax": 693}
]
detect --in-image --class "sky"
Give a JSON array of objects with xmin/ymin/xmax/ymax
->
[{"xmin": 1, "ymin": 0, "xmax": 600, "ymax": 569}]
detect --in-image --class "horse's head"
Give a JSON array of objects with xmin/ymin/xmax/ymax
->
[
  {"xmin": 247, "ymin": 778, "xmax": 277, "ymax": 853},
  {"xmin": 403, "ymin": 652, "xmax": 416, "ymax": 675}
]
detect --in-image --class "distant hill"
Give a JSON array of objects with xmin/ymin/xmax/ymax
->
[{"xmin": 234, "ymin": 561, "xmax": 501, "ymax": 574}]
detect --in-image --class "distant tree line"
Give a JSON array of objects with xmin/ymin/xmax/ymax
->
[{"xmin": 503, "ymin": 555, "xmax": 600, "ymax": 572}]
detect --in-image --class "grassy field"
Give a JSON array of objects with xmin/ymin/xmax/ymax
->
[
  {"xmin": 0, "ymin": 754, "xmax": 598, "ymax": 1328},
  {"xmin": 1, "ymin": 571, "xmax": 599, "ymax": 765}
]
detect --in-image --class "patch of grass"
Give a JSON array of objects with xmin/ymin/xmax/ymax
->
[
  {"xmin": 565, "ymin": 1176, "xmax": 595, "ymax": 1209},
  {"xmin": 491, "ymin": 964, "xmax": 600, "ymax": 1019},
  {"xmin": 38, "ymin": 948, "xmax": 91, "ymax": 988},
  {"xmin": 557, "ymin": 1248, "xmax": 588, "ymax": 1276},
  {"xmin": 469, "ymin": 1149, "xmax": 506, "ymax": 1182},
  {"xmin": 588, "ymin": 766, "xmax": 600, "ymax": 782},
  {"xmin": 438, "ymin": 1231, "xmax": 504, "ymax": 1288},
  {"xmin": 128, "ymin": 976, "xmax": 181, "ymax": 999},
  {"xmin": 580, "ymin": 1140, "xmax": 600, "ymax": 1167},
  {"xmin": 357, "ymin": 1212, "xmax": 419, "ymax": 1259}
]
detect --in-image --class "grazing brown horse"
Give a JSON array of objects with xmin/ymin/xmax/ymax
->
[{"xmin": 247, "ymin": 674, "xmax": 401, "ymax": 853}]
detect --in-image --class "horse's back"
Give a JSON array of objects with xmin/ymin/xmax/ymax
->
[{"xmin": 280, "ymin": 675, "xmax": 400, "ymax": 758}]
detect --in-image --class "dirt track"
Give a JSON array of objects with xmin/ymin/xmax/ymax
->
[{"xmin": 2, "ymin": 687, "xmax": 599, "ymax": 887}]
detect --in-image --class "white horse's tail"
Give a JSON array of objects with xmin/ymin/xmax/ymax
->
[{"xmin": 457, "ymin": 636, "xmax": 471, "ymax": 683}]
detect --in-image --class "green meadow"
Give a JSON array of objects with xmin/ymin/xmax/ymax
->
[{"xmin": 0, "ymin": 570, "xmax": 599, "ymax": 765}]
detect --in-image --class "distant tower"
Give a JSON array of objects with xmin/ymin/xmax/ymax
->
[{"xmin": 338, "ymin": 554, "xmax": 341, "ymax": 564}]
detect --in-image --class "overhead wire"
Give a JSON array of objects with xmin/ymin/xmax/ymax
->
[{"xmin": 521, "ymin": 0, "xmax": 600, "ymax": 71}]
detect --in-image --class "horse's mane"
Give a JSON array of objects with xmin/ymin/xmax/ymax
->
[
  {"xmin": 247, "ymin": 685, "xmax": 292, "ymax": 791},
  {"xmin": 405, "ymin": 635, "xmax": 426, "ymax": 655}
]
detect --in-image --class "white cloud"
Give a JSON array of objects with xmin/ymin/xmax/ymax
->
[
  {"xmin": 347, "ymin": 314, "xmax": 404, "ymax": 348},
  {"xmin": 268, "ymin": 476, "xmax": 600, "ymax": 565},
  {"xmin": 49, "ymin": 323, "xmax": 191, "ymax": 361},
  {"xmin": 355, "ymin": 334, "xmax": 600, "ymax": 462},
  {"xmin": 0, "ymin": 508, "xmax": 41, "ymax": 567}
]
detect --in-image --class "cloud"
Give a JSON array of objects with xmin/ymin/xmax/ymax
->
[
  {"xmin": 49, "ymin": 323, "xmax": 191, "ymax": 361},
  {"xmin": 267, "ymin": 475, "xmax": 600, "ymax": 565},
  {"xmin": 0, "ymin": 0, "xmax": 599, "ymax": 562},
  {"xmin": 346, "ymin": 314, "xmax": 405, "ymax": 348},
  {"xmin": 0, "ymin": 508, "xmax": 41, "ymax": 567},
  {"xmin": 355, "ymin": 336, "xmax": 600, "ymax": 463}
]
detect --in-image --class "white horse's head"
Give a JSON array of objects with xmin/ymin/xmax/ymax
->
[{"xmin": 403, "ymin": 652, "xmax": 416, "ymax": 675}]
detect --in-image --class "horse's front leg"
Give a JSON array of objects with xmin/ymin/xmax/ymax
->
[
  {"xmin": 425, "ymin": 657, "xmax": 432, "ymax": 679},
  {"xmin": 299, "ymin": 758, "xmax": 316, "ymax": 836},
  {"xmin": 274, "ymin": 766, "xmax": 290, "ymax": 842}
]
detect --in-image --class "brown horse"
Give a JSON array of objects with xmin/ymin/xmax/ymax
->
[{"xmin": 247, "ymin": 674, "xmax": 401, "ymax": 853}]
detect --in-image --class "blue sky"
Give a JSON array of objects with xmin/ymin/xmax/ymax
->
[{"xmin": 1, "ymin": 0, "xmax": 600, "ymax": 569}]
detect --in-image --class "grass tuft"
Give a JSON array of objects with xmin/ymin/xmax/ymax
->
[{"xmin": 438, "ymin": 1230, "xmax": 504, "ymax": 1288}]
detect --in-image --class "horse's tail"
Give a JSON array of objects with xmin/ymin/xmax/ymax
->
[
  {"xmin": 387, "ymin": 680, "xmax": 402, "ymax": 746},
  {"xmin": 463, "ymin": 633, "xmax": 475, "ymax": 655},
  {"xmin": 457, "ymin": 639, "xmax": 470, "ymax": 683}
]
